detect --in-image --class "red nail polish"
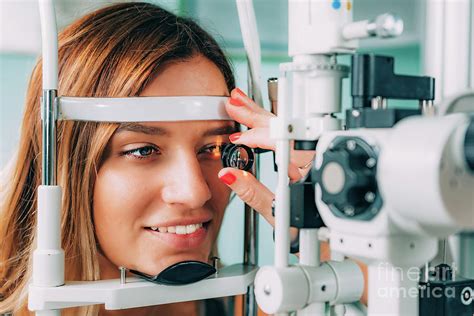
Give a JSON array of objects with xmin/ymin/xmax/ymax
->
[
  {"xmin": 219, "ymin": 172, "xmax": 236, "ymax": 185},
  {"xmin": 229, "ymin": 132, "xmax": 241, "ymax": 142},
  {"xmin": 234, "ymin": 87, "xmax": 247, "ymax": 97},
  {"xmin": 229, "ymin": 96, "xmax": 246, "ymax": 106}
]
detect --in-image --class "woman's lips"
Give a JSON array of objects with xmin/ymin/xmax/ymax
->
[{"xmin": 144, "ymin": 226, "xmax": 208, "ymax": 250}]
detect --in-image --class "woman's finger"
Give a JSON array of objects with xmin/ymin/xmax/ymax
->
[
  {"xmin": 226, "ymin": 88, "xmax": 273, "ymax": 128},
  {"xmin": 290, "ymin": 150, "xmax": 316, "ymax": 176},
  {"xmin": 228, "ymin": 130, "xmax": 311, "ymax": 182},
  {"xmin": 288, "ymin": 163, "xmax": 305, "ymax": 183},
  {"xmin": 218, "ymin": 167, "xmax": 300, "ymax": 246},
  {"xmin": 228, "ymin": 131, "xmax": 306, "ymax": 182},
  {"xmin": 218, "ymin": 167, "xmax": 275, "ymax": 226},
  {"xmin": 229, "ymin": 128, "xmax": 316, "ymax": 168},
  {"xmin": 229, "ymin": 128, "xmax": 275, "ymax": 150}
]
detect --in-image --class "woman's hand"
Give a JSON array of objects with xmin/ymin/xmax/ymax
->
[
  {"xmin": 219, "ymin": 89, "xmax": 368, "ymax": 306},
  {"xmin": 218, "ymin": 88, "xmax": 315, "ymax": 226}
]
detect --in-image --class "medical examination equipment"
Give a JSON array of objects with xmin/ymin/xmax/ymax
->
[
  {"xmin": 130, "ymin": 261, "xmax": 217, "ymax": 286},
  {"xmin": 27, "ymin": 0, "xmax": 473, "ymax": 316},
  {"xmin": 29, "ymin": 1, "xmax": 259, "ymax": 314},
  {"xmin": 253, "ymin": 1, "xmax": 474, "ymax": 316}
]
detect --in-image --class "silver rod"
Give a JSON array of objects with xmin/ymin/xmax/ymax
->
[
  {"xmin": 119, "ymin": 267, "xmax": 126, "ymax": 285},
  {"xmin": 371, "ymin": 96, "xmax": 387, "ymax": 110},
  {"xmin": 41, "ymin": 89, "xmax": 57, "ymax": 185},
  {"xmin": 268, "ymin": 77, "xmax": 278, "ymax": 115},
  {"xmin": 243, "ymin": 285, "xmax": 257, "ymax": 316},
  {"xmin": 211, "ymin": 256, "xmax": 220, "ymax": 274},
  {"xmin": 242, "ymin": 60, "xmax": 259, "ymax": 316},
  {"xmin": 242, "ymin": 150, "xmax": 259, "ymax": 316},
  {"xmin": 421, "ymin": 262, "xmax": 430, "ymax": 282},
  {"xmin": 442, "ymin": 238, "xmax": 447, "ymax": 263},
  {"xmin": 420, "ymin": 99, "xmax": 435, "ymax": 116},
  {"xmin": 243, "ymin": 62, "xmax": 259, "ymax": 266}
]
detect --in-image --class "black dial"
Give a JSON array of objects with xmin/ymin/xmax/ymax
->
[
  {"xmin": 221, "ymin": 144, "xmax": 254, "ymax": 171},
  {"xmin": 314, "ymin": 136, "xmax": 382, "ymax": 220},
  {"xmin": 465, "ymin": 119, "xmax": 474, "ymax": 172}
]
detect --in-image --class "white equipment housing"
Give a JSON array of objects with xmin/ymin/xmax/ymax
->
[
  {"xmin": 257, "ymin": 0, "xmax": 474, "ymax": 316},
  {"xmin": 314, "ymin": 112, "xmax": 474, "ymax": 315}
]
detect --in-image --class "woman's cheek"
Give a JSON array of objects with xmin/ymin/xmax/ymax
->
[
  {"xmin": 93, "ymin": 164, "xmax": 150, "ymax": 248},
  {"xmin": 95, "ymin": 167, "xmax": 139, "ymax": 214}
]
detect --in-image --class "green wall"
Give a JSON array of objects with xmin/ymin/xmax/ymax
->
[{"xmin": 0, "ymin": 54, "xmax": 37, "ymax": 167}]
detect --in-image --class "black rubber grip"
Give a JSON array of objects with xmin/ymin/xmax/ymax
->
[{"xmin": 465, "ymin": 119, "xmax": 474, "ymax": 172}]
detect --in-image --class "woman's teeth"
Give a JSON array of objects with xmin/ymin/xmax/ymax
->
[{"xmin": 149, "ymin": 223, "xmax": 204, "ymax": 235}]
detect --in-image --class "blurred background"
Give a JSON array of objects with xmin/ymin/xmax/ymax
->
[{"xmin": 0, "ymin": 0, "xmax": 423, "ymax": 266}]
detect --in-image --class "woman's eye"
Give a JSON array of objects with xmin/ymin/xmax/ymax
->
[
  {"xmin": 122, "ymin": 145, "xmax": 160, "ymax": 159},
  {"xmin": 200, "ymin": 144, "xmax": 226, "ymax": 159}
]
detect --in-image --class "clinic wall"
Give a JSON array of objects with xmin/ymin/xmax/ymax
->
[{"xmin": 0, "ymin": 54, "xmax": 37, "ymax": 168}]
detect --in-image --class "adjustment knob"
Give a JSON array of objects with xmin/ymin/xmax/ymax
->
[{"xmin": 314, "ymin": 136, "xmax": 382, "ymax": 220}]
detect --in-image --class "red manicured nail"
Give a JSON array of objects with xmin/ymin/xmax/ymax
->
[
  {"xmin": 234, "ymin": 87, "xmax": 247, "ymax": 97},
  {"xmin": 229, "ymin": 132, "xmax": 242, "ymax": 142},
  {"xmin": 219, "ymin": 172, "xmax": 236, "ymax": 185},
  {"xmin": 229, "ymin": 96, "xmax": 246, "ymax": 106}
]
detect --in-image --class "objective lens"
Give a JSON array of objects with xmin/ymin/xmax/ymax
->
[{"xmin": 221, "ymin": 144, "xmax": 254, "ymax": 171}]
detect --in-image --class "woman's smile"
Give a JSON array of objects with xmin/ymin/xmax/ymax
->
[
  {"xmin": 144, "ymin": 223, "xmax": 209, "ymax": 250},
  {"xmin": 143, "ymin": 213, "xmax": 214, "ymax": 250}
]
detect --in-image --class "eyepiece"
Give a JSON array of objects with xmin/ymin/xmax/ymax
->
[{"xmin": 221, "ymin": 144, "xmax": 254, "ymax": 171}]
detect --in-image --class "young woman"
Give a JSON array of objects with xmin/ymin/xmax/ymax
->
[{"xmin": 0, "ymin": 2, "xmax": 316, "ymax": 315}]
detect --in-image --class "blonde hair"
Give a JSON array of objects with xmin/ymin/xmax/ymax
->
[{"xmin": 0, "ymin": 3, "xmax": 234, "ymax": 314}]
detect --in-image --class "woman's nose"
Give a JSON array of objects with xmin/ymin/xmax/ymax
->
[{"xmin": 160, "ymin": 153, "xmax": 212, "ymax": 210}]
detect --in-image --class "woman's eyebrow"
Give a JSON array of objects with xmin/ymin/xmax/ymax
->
[
  {"xmin": 116, "ymin": 123, "xmax": 168, "ymax": 135},
  {"xmin": 202, "ymin": 125, "xmax": 238, "ymax": 137},
  {"xmin": 115, "ymin": 123, "xmax": 237, "ymax": 136}
]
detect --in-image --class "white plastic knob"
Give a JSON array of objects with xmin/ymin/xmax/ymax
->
[{"xmin": 254, "ymin": 266, "xmax": 309, "ymax": 314}]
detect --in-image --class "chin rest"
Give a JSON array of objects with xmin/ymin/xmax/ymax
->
[{"xmin": 130, "ymin": 260, "xmax": 216, "ymax": 285}]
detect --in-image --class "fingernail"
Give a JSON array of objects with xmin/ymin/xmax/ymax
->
[
  {"xmin": 229, "ymin": 96, "xmax": 246, "ymax": 107},
  {"xmin": 219, "ymin": 172, "xmax": 236, "ymax": 185},
  {"xmin": 234, "ymin": 87, "xmax": 246, "ymax": 97},
  {"xmin": 229, "ymin": 132, "xmax": 241, "ymax": 142}
]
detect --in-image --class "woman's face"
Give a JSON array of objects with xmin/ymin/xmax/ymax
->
[{"xmin": 93, "ymin": 55, "xmax": 234, "ymax": 277}]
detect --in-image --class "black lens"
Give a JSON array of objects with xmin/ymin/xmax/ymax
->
[{"xmin": 221, "ymin": 144, "xmax": 254, "ymax": 171}]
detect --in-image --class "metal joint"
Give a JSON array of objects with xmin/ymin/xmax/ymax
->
[{"xmin": 41, "ymin": 89, "xmax": 58, "ymax": 186}]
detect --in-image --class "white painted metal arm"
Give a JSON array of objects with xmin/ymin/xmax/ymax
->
[
  {"xmin": 38, "ymin": 0, "xmax": 58, "ymax": 90},
  {"xmin": 58, "ymin": 96, "xmax": 231, "ymax": 122},
  {"xmin": 235, "ymin": 0, "xmax": 263, "ymax": 106}
]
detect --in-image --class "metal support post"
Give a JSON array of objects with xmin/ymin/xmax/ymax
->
[{"xmin": 242, "ymin": 61, "xmax": 260, "ymax": 316}]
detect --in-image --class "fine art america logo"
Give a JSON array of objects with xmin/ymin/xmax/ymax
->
[
  {"xmin": 460, "ymin": 286, "xmax": 473, "ymax": 306},
  {"xmin": 375, "ymin": 261, "xmax": 473, "ymax": 305}
]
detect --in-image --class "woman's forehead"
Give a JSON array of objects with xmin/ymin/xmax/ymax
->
[{"xmin": 141, "ymin": 55, "xmax": 229, "ymax": 97}]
